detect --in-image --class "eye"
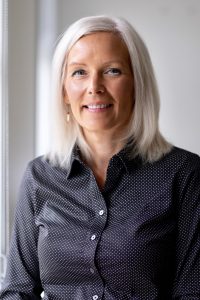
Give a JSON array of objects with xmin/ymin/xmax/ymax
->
[
  {"xmin": 71, "ymin": 69, "xmax": 86, "ymax": 77},
  {"xmin": 105, "ymin": 68, "xmax": 122, "ymax": 76}
]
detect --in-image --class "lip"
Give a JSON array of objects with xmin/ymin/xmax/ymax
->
[{"xmin": 82, "ymin": 103, "xmax": 113, "ymax": 112}]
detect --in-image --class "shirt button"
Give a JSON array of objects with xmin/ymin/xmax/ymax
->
[
  {"xmin": 99, "ymin": 210, "xmax": 104, "ymax": 216},
  {"xmin": 90, "ymin": 267, "xmax": 95, "ymax": 274},
  {"xmin": 91, "ymin": 234, "xmax": 96, "ymax": 240},
  {"xmin": 93, "ymin": 295, "xmax": 98, "ymax": 300}
]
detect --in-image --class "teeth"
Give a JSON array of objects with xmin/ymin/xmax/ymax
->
[{"xmin": 87, "ymin": 104, "xmax": 110, "ymax": 109}]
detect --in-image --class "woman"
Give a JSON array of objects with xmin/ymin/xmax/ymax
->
[{"xmin": 1, "ymin": 15, "xmax": 200, "ymax": 299}]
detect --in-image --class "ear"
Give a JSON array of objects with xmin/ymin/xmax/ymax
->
[{"xmin": 62, "ymin": 85, "xmax": 69, "ymax": 104}]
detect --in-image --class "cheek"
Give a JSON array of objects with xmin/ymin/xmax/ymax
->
[
  {"xmin": 65, "ymin": 81, "xmax": 85, "ymax": 100},
  {"xmin": 114, "ymin": 80, "xmax": 134, "ymax": 104}
]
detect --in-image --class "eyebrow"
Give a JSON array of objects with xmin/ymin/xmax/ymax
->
[
  {"xmin": 68, "ymin": 62, "xmax": 87, "ymax": 67},
  {"xmin": 68, "ymin": 60, "xmax": 126, "ymax": 67}
]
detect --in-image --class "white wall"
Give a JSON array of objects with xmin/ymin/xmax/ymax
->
[{"xmin": 57, "ymin": 0, "xmax": 200, "ymax": 155}]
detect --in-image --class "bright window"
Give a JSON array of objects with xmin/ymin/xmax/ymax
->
[{"xmin": 0, "ymin": 0, "xmax": 8, "ymax": 288}]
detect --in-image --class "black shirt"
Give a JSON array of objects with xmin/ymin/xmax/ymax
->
[{"xmin": 1, "ymin": 146, "xmax": 200, "ymax": 299}]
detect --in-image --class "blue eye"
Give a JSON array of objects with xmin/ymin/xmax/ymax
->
[
  {"xmin": 105, "ymin": 68, "xmax": 121, "ymax": 75},
  {"xmin": 72, "ymin": 69, "xmax": 86, "ymax": 77}
]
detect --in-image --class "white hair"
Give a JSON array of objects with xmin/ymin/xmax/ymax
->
[{"xmin": 46, "ymin": 15, "xmax": 172, "ymax": 168}]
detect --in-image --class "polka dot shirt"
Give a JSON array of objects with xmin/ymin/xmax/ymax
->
[{"xmin": 1, "ymin": 146, "xmax": 200, "ymax": 299}]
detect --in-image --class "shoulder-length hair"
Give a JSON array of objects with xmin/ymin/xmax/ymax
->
[{"xmin": 46, "ymin": 15, "xmax": 172, "ymax": 168}]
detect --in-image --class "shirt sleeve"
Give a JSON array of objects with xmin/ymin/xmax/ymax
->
[
  {"xmin": 0, "ymin": 163, "xmax": 43, "ymax": 299},
  {"xmin": 172, "ymin": 159, "xmax": 200, "ymax": 299}
]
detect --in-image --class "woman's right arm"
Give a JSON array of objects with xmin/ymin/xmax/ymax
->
[{"xmin": 0, "ymin": 163, "xmax": 43, "ymax": 299}]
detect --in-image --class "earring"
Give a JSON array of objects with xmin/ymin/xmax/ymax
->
[
  {"xmin": 67, "ymin": 112, "xmax": 70, "ymax": 122},
  {"xmin": 63, "ymin": 87, "xmax": 70, "ymax": 122},
  {"xmin": 66, "ymin": 104, "xmax": 70, "ymax": 122}
]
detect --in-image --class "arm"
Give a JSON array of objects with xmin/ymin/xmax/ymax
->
[
  {"xmin": 173, "ymin": 158, "xmax": 200, "ymax": 299},
  {"xmin": 0, "ymin": 164, "xmax": 43, "ymax": 299}
]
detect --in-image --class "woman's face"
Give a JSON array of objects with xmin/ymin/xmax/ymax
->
[{"xmin": 64, "ymin": 32, "xmax": 134, "ymax": 137}]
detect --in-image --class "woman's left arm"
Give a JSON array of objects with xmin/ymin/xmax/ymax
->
[{"xmin": 173, "ymin": 158, "xmax": 200, "ymax": 299}]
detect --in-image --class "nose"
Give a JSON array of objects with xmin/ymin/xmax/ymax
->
[{"xmin": 88, "ymin": 73, "xmax": 105, "ymax": 95}]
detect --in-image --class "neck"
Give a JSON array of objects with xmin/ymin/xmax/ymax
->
[
  {"xmin": 84, "ymin": 131, "xmax": 125, "ymax": 163},
  {"xmin": 80, "ymin": 130, "xmax": 126, "ymax": 190}
]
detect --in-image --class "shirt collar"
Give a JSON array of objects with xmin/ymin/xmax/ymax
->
[
  {"xmin": 115, "ymin": 143, "xmax": 142, "ymax": 172},
  {"xmin": 66, "ymin": 143, "xmax": 142, "ymax": 179},
  {"xmin": 66, "ymin": 145, "xmax": 83, "ymax": 179}
]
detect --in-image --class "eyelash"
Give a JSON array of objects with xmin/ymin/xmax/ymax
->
[
  {"xmin": 71, "ymin": 68, "xmax": 122, "ymax": 77},
  {"xmin": 105, "ymin": 68, "xmax": 122, "ymax": 75},
  {"xmin": 71, "ymin": 69, "xmax": 86, "ymax": 77}
]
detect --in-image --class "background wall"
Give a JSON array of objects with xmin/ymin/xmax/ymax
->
[
  {"xmin": 8, "ymin": 0, "xmax": 200, "ymax": 236},
  {"xmin": 56, "ymin": 0, "xmax": 200, "ymax": 154}
]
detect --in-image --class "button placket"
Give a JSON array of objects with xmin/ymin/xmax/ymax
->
[{"xmin": 82, "ymin": 174, "xmax": 107, "ymax": 299}]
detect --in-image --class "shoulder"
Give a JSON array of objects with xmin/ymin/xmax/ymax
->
[
  {"xmin": 136, "ymin": 146, "xmax": 200, "ymax": 176},
  {"xmin": 23, "ymin": 155, "xmax": 68, "ymax": 187},
  {"xmin": 26, "ymin": 155, "xmax": 52, "ymax": 175},
  {"xmin": 161, "ymin": 147, "xmax": 200, "ymax": 187},
  {"xmin": 137, "ymin": 146, "xmax": 200, "ymax": 186},
  {"xmin": 163, "ymin": 146, "xmax": 200, "ymax": 173},
  {"xmin": 20, "ymin": 156, "xmax": 69, "ymax": 211}
]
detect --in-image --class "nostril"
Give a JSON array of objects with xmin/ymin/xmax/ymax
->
[{"xmin": 88, "ymin": 87, "xmax": 105, "ymax": 94}]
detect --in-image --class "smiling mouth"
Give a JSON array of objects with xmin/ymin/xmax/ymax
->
[{"xmin": 83, "ymin": 104, "xmax": 113, "ymax": 110}]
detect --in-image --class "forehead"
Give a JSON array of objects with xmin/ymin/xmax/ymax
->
[{"xmin": 67, "ymin": 32, "xmax": 131, "ymax": 62}]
